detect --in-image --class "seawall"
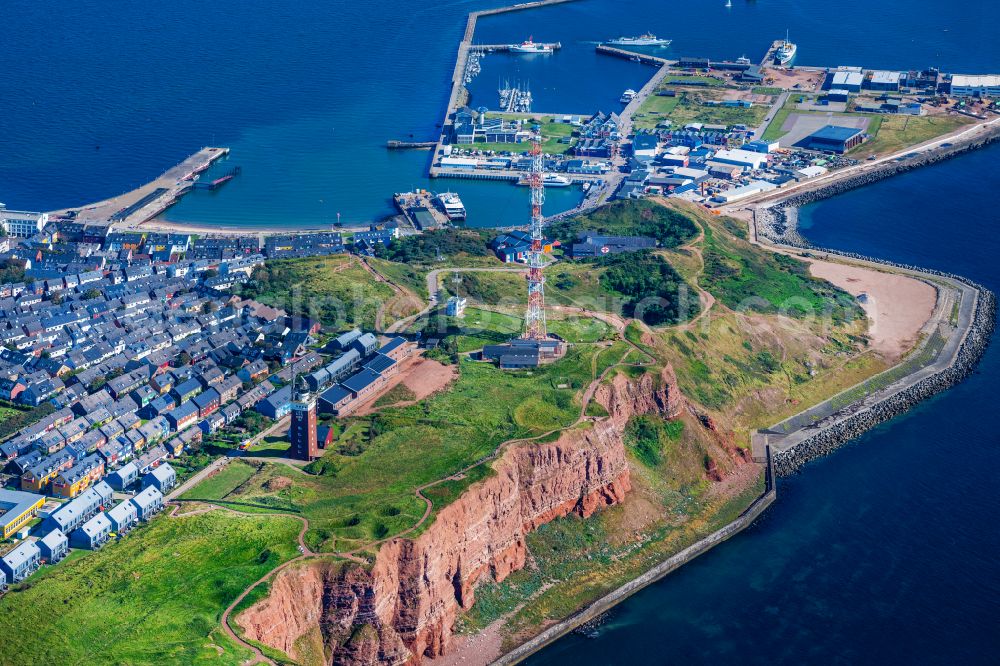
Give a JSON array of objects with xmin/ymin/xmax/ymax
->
[
  {"xmin": 492, "ymin": 448, "xmax": 775, "ymax": 665},
  {"xmin": 753, "ymin": 170, "xmax": 997, "ymax": 475},
  {"xmin": 755, "ymin": 124, "xmax": 1000, "ymax": 243}
]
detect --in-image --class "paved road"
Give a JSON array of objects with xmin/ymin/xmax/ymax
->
[
  {"xmin": 385, "ymin": 266, "xmax": 529, "ymax": 334},
  {"xmin": 751, "ymin": 91, "xmax": 789, "ymax": 141}
]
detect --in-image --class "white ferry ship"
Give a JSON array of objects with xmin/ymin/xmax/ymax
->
[
  {"xmin": 436, "ymin": 192, "xmax": 466, "ymax": 221},
  {"xmin": 607, "ymin": 34, "xmax": 671, "ymax": 47},
  {"xmin": 620, "ymin": 88, "xmax": 637, "ymax": 103},
  {"xmin": 775, "ymin": 31, "xmax": 797, "ymax": 65},
  {"xmin": 509, "ymin": 37, "xmax": 553, "ymax": 54}
]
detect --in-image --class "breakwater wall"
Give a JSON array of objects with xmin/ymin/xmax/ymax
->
[
  {"xmin": 493, "ymin": 449, "xmax": 776, "ymax": 665},
  {"xmin": 756, "ymin": 124, "xmax": 1000, "ymax": 242},
  {"xmin": 753, "ymin": 159, "xmax": 998, "ymax": 475},
  {"xmin": 772, "ymin": 281, "xmax": 994, "ymax": 475}
]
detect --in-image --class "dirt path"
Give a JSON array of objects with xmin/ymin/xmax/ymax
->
[
  {"xmin": 357, "ymin": 256, "xmax": 425, "ymax": 333},
  {"xmin": 201, "ymin": 256, "xmax": 659, "ymax": 663}
]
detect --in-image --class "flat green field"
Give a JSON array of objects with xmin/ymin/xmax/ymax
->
[
  {"xmin": 449, "ymin": 307, "xmax": 614, "ymax": 352},
  {"xmin": 663, "ymin": 75, "xmax": 725, "ymax": 86},
  {"xmin": 0, "ymin": 511, "xmax": 301, "ymax": 665},
  {"xmin": 850, "ymin": 113, "xmax": 975, "ymax": 155},
  {"xmin": 444, "ymin": 266, "xmax": 624, "ymax": 317},
  {"xmin": 472, "ymin": 116, "xmax": 577, "ymax": 154},
  {"xmin": 180, "ymin": 460, "xmax": 259, "ymax": 502},
  {"xmin": 634, "ymin": 89, "xmax": 770, "ymax": 130}
]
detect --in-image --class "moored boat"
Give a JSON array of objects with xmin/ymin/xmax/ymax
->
[
  {"xmin": 436, "ymin": 192, "xmax": 466, "ymax": 221},
  {"xmin": 775, "ymin": 30, "xmax": 797, "ymax": 65},
  {"xmin": 509, "ymin": 37, "xmax": 553, "ymax": 54},
  {"xmin": 607, "ymin": 33, "xmax": 671, "ymax": 47}
]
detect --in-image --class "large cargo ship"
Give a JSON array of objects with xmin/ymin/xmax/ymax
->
[
  {"xmin": 509, "ymin": 37, "xmax": 553, "ymax": 54},
  {"xmin": 607, "ymin": 33, "xmax": 671, "ymax": 47}
]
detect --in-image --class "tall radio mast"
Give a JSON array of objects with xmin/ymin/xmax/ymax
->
[{"xmin": 522, "ymin": 124, "xmax": 547, "ymax": 341}]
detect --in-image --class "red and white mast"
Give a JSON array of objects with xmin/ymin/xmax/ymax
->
[{"xmin": 523, "ymin": 124, "xmax": 547, "ymax": 341}]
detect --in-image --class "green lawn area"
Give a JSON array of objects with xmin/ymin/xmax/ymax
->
[
  {"xmin": 663, "ymin": 75, "xmax": 725, "ymax": 86},
  {"xmin": 444, "ymin": 266, "xmax": 624, "ymax": 317},
  {"xmin": 447, "ymin": 307, "xmax": 614, "ymax": 352},
  {"xmin": 633, "ymin": 91, "xmax": 770, "ymax": 130},
  {"xmin": 850, "ymin": 113, "xmax": 975, "ymax": 155},
  {"xmin": 472, "ymin": 115, "xmax": 577, "ymax": 154},
  {"xmin": 0, "ymin": 511, "xmax": 301, "ymax": 665},
  {"xmin": 180, "ymin": 460, "xmax": 259, "ymax": 501},
  {"xmin": 238, "ymin": 255, "xmax": 401, "ymax": 330}
]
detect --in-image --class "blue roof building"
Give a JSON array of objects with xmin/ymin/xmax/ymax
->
[
  {"xmin": 797, "ymin": 125, "xmax": 866, "ymax": 153},
  {"xmin": 38, "ymin": 527, "xmax": 69, "ymax": 563}
]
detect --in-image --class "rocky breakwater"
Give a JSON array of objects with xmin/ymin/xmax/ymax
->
[
  {"xmin": 773, "ymin": 282, "xmax": 995, "ymax": 475},
  {"xmin": 755, "ymin": 124, "xmax": 1000, "ymax": 246},
  {"xmin": 237, "ymin": 366, "xmax": 681, "ymax": 665}
]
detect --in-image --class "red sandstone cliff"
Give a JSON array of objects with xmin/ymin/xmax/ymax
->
[{"xmin": 238, "ymin": 366, "xmax": 681, "ymax": 665}]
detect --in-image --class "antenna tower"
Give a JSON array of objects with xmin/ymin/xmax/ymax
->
[{"xmin": 522, "ymin": 125, "xmax": 547, "ymax": 341}]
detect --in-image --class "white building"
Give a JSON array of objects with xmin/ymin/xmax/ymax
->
[
  {"xmin": 831, "ymin": 70, "xmax": 864, "ymax": 92},
  {"xmin": 711, "ymin": 180, "xmax": 777, "ymax": 204},
  {"xmin": 868, "ymin": 70, "xmax": 902, "ymax": 91},
  {"xmin": 711, "ymin": 149, "xmax": 768, "ymax": 170},
  {"xmin": 950, "ymin": 74, "xmax": 1000, "ymax": 98},
  {"xmin": 0, "ymin": 205, "xmax": 48, "ymax": 238},
  {"xmin": 446, "ymin": 296, "xmax": 467, "ymax": 318},
  {"xmin": 796, "ymin": 165, "xmax": 829, "ymax": 179}
]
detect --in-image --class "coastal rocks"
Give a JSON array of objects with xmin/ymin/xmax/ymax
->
[
  {"xmin": 773, "ymin": 285, "xmax": 995, "ymax": 475},
  {"xmin": 749, "ymin": 128, "xmax": 999, "ymax": 476},
  {"xmin": 755, "ymin": 128, "xmax": 1000, "ymax": 248},
  {"xmin": 239, "ymin": 368, "xmax": 682, "ymax": 665}
]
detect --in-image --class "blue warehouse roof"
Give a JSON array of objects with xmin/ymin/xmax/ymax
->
[{"xmin": 809, "ymin": 125, "xmax": 864, "ymax": 141}]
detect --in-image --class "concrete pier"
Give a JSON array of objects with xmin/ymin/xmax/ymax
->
[
  {"xmin": 760, "ymin": 39, "xmax": 784, "ymax": 67},
  {"xmin": 595, "ymin": 44, "xmax": 674, "ymax": 67},
  {"xmin": 49, "ymin": 147, "xmax": 230, "ymax": 228},
  {"xmin": 438, "ymin": 0, "xmax": 585, "ymax": 156}
]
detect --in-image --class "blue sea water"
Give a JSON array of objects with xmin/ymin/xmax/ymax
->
[
  {"xmin": 527, "ymin": 143, "xmax": 1000, "ymax": 665},
  {"xmin": 2, "ymin": 0, "xmax": 996, "ymax": 227},
  {"xmin": 2, "ymin": 0, "xmax": 999, "ymax": 661}
]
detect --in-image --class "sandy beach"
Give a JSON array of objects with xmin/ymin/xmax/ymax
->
[
  {"xmin": 134, "ymin": 218, "xmax": 361, "ymax": 237},
  {"xmin": 808, "ymin": 260, "xmax": 937, "ymax": 360}
]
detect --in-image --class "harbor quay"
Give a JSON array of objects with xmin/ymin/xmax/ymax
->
[
  {"xmin": 47, "ymin": 147, "xmax": 231, "ymax": 228},
  {"xmin": 420, "ymin": 0, "xmax": 998, "ymax": 219}
]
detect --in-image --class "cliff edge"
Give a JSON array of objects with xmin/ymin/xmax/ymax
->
[{"xmin": 237, "ymin": 366, "xmax": 681, "ymax": 665}]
